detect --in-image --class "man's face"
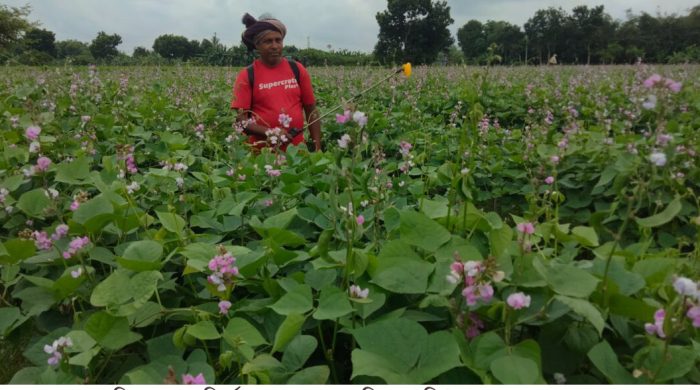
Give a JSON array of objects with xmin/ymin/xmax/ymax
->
[{"xmin": 256, "ymin": 31, "xmax": 283, "ymax": 65}]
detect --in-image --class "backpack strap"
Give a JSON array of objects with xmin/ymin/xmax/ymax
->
[
  {"xmin": 246, "ymin": 58, "xmax": 301, "ymax": 113},
  {"xmin": 246, "ymin": 64, "xmax": 254, "ymax": 112},
  {"xmin": 286, "ymin": 57, "xmax": 301, "ymax": 85}
]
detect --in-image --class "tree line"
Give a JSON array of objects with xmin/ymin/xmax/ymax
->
[{"xmin": 2, "ymin": 2, "xmax": 699, "ymax": 67}]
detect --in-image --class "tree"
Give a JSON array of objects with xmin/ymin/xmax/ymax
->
[
  {"xmin": 89, "ymin": 31, "xmax": 122, "ymax": 59},
  {"xmin": 568, "ymin": 5, "xmax": 613, "ymax": 64},
  {"xmin": 374, "ymin": 0, "xmax": 454, "ymax": 65},
  {"xmin": 524, "ymin": 7, "xmax": 567, "ymax": 64},
  {"xmin": 483, "ymin": 20, "xmax": 525, "ymax": 64},
  {"xmin": 153, "ymin": 34, "xmax": 197, "ymax": 60},
  {"xmin": 0, "ymin": 4, "xmax": 35, "ymax": 51},
  {"xmin": 132, "ymin": 46, "xmax": 150, "ymax": 58},
  {"xmin": 23, "ymin": 28, "xmax": 56, "ymax": 56},
  {"xmin": 457, "ymin": 20, "xmax": 486, "ymax": 63}
]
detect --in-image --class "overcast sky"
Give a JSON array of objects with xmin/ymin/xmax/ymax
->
[{"xmin": 5, "ymin": 0, "xmax": 698, "ymax": 54}]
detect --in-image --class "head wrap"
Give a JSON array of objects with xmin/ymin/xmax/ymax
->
[{"xmin": 241, "ymin": 13, "xmax": 287, "ymax": 51}]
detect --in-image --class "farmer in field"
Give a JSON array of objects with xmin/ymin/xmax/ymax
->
[{"xmin": 231, "ymin": 13, "xmax": 322, "ymax": 152}]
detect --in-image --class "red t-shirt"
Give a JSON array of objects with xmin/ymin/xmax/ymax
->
[{"xmin": 231, "ymin": 58, "xmax": 316, "ymax": 147}]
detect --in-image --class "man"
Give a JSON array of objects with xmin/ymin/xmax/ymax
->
[{"xmin": 231, "ymin": 13, "xmax": 322, "ymax": 151}]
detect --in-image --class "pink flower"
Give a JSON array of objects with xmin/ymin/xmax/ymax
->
[
  {"xmin": 664, "ymin": 78, "xmax": 682, "ymax": 93},
  {"xmin": 687, "ymin": 306, "xmax": 700, "ymax": 328},
  {"xmin": 264, "ymin": 165, "xmax": 281, "ymax": 177},
  {"xmin": 643, "ymin": 73, "xmax": 662, "ymax": 88},
  {"xmin": 517, "ymin": 222, "xmax": 535, "ymax": 235},
  {"xmin": 51, "ymin": 224, "xmax": 69, "ymax": 241},
  {"xmin": 464, "ymin": 312, "xmax": 484, "ymax": 339},
  {"xmin": 31, "ymin": 231, "xmax": 53, "ymax": 250},
  {"xmin": 644, "ymin": 308, "xmax": 666, "ymax": 338},
  {"xmin": 218, "ymin": 300, "xmax": 232, "ymax": 315},
  {"xmin": 182, "ymin": 373, "xmax": 206, "ymax": 385},
  {"xmin": 544, "ymin": 176, "xmax": 554, "ymax": 185},
  {"xmin": 335, "ymin": 114, "xmax": 347, "ymax": 124},
  {"xmin": 63, "ymin": 236, "xmax": 90, "ymax": 259},
  {"xmin": 70, "ymin": 200, "xmax": 80, "ymax": 211},
  {"xmin": 36, "ymin": 156, "xmax": 52, "ymax": 172},
  {"xmin": 25, "ymin": 126, "xmax": 41, "ymax": 140},
  {"xmin": 550, "ymin": 155, "xmax": 560, "ymax": 164},
  {"xmin": 356, "ymin": 215, "xmax": 365, "ymax": 225},
  {"xmin": 506, "ymin": 292, "xmax": 531, "ymax": 309}
]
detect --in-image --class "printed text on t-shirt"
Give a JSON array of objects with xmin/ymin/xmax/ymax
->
[{"xmin": 258, "ymin": 78, "xmax": 299, "ymax": 90}]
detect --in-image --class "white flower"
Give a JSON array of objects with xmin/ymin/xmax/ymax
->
[
  {"xmin": 463, "ymin": 261, "xmax": 482, "ymax": 277},
  {"xmin": 553, "ymin": 373, "xmax": 566, "ymax": 384},
  {"xmin": 649, "ymin": 151, "xmax": 667, "ymax": 167},
  {"xmin": 673, "ymin": 277, "xmax": 697, "ymax": 297},
  {"xmin": 337, "ymin": 134, "xmax": 351, "ymax": 149},
  {"xmin": 642, "ymin": 94, "xmax": 657, "ymax": 110},
  {"xmin": 29, "ymin": 141, "xmax": 41, "ymax": 154},
  {"xmin": 126, "ymin": 181, "xmax": 140, "ymax": 194},
  {"xmin": 352, "ymin": 111, "xmax": 368, "ymax": 127},
  {"xmin": 45, "ymin": 188, "xmax": 59, "ymax": 199},
  {"xmin": 349, "ymin": 284, "xmax": 369, "ymax": 299}
]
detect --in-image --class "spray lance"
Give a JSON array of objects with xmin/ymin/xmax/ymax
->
[{"xmin": 288, "ymin": 63, "xmax": 412, "ymax": 139}]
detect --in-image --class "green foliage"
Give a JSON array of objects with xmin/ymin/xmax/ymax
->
[
  {"xmin": 89, "ymin": 31, "xmax": 122, "ymax": 60},
  {"xmin": 0, "ymin": 63, "xmax": 699, "ymax": 385},
  {"xmin": 374, "ymin": 0, "xmax": 454, "ymax": 64}
]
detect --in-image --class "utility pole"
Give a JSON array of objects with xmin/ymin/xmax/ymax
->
[{"xmin": 307, "ymin": 36, "xmax": 310, "ymax": 49}]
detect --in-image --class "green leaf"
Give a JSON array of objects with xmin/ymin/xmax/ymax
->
[
  {"xmin": 420, "ymin": 198, "xmax": 449, "ymax": 219},
  {"xmin": 223, "ymin": 318, "xmax": 268, "ymax": 348},
  {"xmin": 608, "ymin": 294, "xmax": 656, "ymax": 321},
  {"xmin": 282, "ymin": 335, "xmax": 317, "ymax": 372},
  {"xmin": 470, "ymin": 331, "xmax": 507, "ymax": 371},
  {"xmin": 17, "ymin": 189, "xmax": 50, "ymax": 217},
  {"xmin": 412, "ymin": 330, "xmax": 462, "ymax": 383},
  {"xmin": 535, "ymin": 259, "xmax": 599, "ymax": 298},
  {"xmin": 490, "ymin": 355, "xmax": 539, "ymax": 384},
  {"xmin": 0, "ymin": 307, "xmax": 22, "ymax": 336},
  {"xmin": 572, "ymin": 226, "xmax": 599, "ymax": 247},
  {"xmin": 351, "ymin": 349, "xmax": 406, "ymax": 383},
  {"xmin": 117, "ymin": 240, "xmax": 163, "ymax": 271},
  {"xmin": 269, "ymin": 284, "xmax": 313, "ymax": 315},
  {"xmin": 350, "ymin": 318, "xmax": 461, "ymax": 383},
  {"xmin": 186, "ymin": 321, "xmax": 220, "ymax": 340},
  {"xmin": 156, "ymin": 211, "xmax": 186, "ymax": 237},
  {"xmin": 312, "ymin": 286, "xmax": 353, "ymax": 320},
  {"xmin": 640, "ymin": 345, "xmax": 696, "ymax": 383},
  {"xmin": 55, "ymin": 156, "xmax": 91, "ymax": 184},
  {"xmin": 588, "ymin": 341, "xmax": 635, "ymax": 384},
  {"xmin": 399, "ymin": 210, "xmax": 451, "ymax": 252},
  {"xmin": 287, "ymin": 365, "xmax": 329, "ymax": 384},
  {"xmin": 370, "ymin": 240, "xmax": 433, "ymax": 294},
  {"xmin": 555, "ymin": 295, "xmax": 605, "ymax": 335},
  {"xmin": 90, "ymin": 270, "xmax": 133, "ymax": 307},
  {"xmin": 272, "ymin": 314, "xmax": 305, "ymax": 353},
  {"xmin": 263, "ymin": 208, "xmax": 298, "ymax": 229},
  {"xmin": 635, "ymin": 196, "xmax": 681, "ymax": 228},
  {"xmin": 72, "ymin": 195, "xmax": 114, "ymax": 225},
  {"xmin": 0, "ymin": 239, "xmax": 36, "ymax": 265},
  {"xmin": 85, "ymin": 312, "xmax": 142, "ymax": 351},
  {"xmin": 489, "ymin": 226, "xmax": 513, "ymax": 257}
]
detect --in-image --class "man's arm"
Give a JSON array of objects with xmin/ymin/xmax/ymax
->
[
  {"xmin": 304, "ymin": 103, "xmax": 322, "ymax": 151},
  {"xmin": 234, "ymin": 109, "xmax": 269, "ymax": 138}
]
